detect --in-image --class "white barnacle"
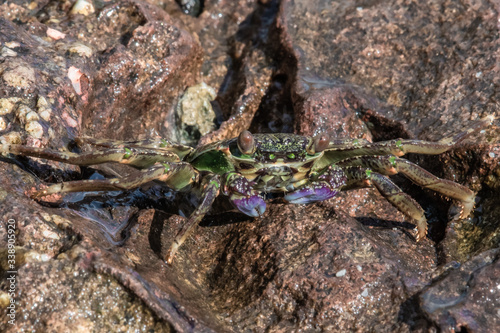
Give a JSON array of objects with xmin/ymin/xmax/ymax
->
[
  {"xmin": 25, "ymin": 121, "xmax": 44, "ymax": 139},
  {"xmin": 37, "ymin": 96, "xmax": 52, "ymax": 121},
  {"xmin": 336, "ymin": 269, "xmax": 347, "ymax": 277},
  {"xmin": 25, "ymin": 111, "xmax": 40, "ymax": 122},
  {"xmin": 15, "ymin": 104, "xmax": 32, "ymax": 123},
  {"xmin": 0, "ymin": 97, "xmax": 21, "ymax": 115},
  {"xmin": 68, "ymin": 43, "xmax": 93, "ymax": 58},
  {"xmin": 0, "ymin": 117, "xmax": 6, "ymax": 131},
  {"xmin": 71, "ymin": 0, "xmax": 95, "ymax": 15},
  {"xmin": 2, "ymin": 60, "xmax": 36, "ymax": 89}
]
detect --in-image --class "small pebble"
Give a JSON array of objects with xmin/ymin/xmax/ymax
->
[
  {"xmin": 0, "ymin": 117, "xmax": 6, "ymax": 131},
  {"xmin": 25, "ymin": 121, "xmax": 44, "ymax": 138},
  {"xmin": 336, "ymin": 269, "xmax": 347, "ymax": 277}
]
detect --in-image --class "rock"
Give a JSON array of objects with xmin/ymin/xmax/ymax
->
[
  {"xmin": 420, "ymin": 249, "xmax": 500, "ymax": 332},
  {"xmin": 0, "ymin": 0, "xmax": 499, "ymax": 332}
]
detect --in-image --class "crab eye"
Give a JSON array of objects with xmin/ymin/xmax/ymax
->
[
  {"xmin": 237, "ymin": 130, "xmax": 255, "ymax": 155},
  {"xmin": 313, "ymin": 134, "xmax": 329, "ymax": 153},
  {"xmin": 287, "ymin": 153, "xmax": 296, "ymax": 159},
  {"xmin": 268, "ymin": 153, "xmax": 276, "ymax": 160}
]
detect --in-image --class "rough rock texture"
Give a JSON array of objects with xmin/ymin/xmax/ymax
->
[
  {"xmin": 419, "ymin": 248, "xmax": 500, "ymax": 332},
  {"xmin": 0, "ymin": 0, "xmax": 499, "ymax": 332},
  {"xmin": 0, "ymin": 0, "xmax": 203, "ymax": 148}
]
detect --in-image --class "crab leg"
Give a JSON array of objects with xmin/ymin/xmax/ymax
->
[
  {"xmin": 31, "ymin": 162, "xmax": 196, "ymax": 199},
  {"xmin": 165, "ymin": 174, "xmax": 221, "ymax": 265},
  {"xmin": 0, "ymin": 144, "xmax": 180, "ymax": 168},
  {"xmin": 342, "ymin": 166, "xmax": 428, "ymax": 241},
  {"xmin": 321, "ymin": 116, "xmax": 493, "ymax": 164},
  {"xmin": 75, "ymin": 137, "xmax": 194, "ymax": 159},
  {"xmin": 337, "ymin": 155, "xmax": 475, "ymax": 219}
]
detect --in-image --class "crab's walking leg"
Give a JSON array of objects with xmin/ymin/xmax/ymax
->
[
  {"xmin": 165, "ymin": 174, "xmax": 221, "ymax": 265},
  {"xmin": 342, "ymin": 166, "xmax": 428, "ymax": 241},
  {"xmin": 75, "ymin": 137, "xmax": 194, "ymax": 159},
  {"xmin": 31, "ymin": 162, "xmax": 196, "ymax": 199},
  {"xmin": 0, "ymin": 144, "xmax": 181, "ymax": 168},
  {"xmin": 337, "ymin": 155, "xmax": 475, "ymax": 218},
  {"xmin": 322, "ymin": 116, "xmax": 493, "ymax": 163}
]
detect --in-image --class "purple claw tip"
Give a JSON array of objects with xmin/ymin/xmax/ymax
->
[
  {"xmin": 285, "ymin": 185, "xmax": 338, "ymax": 204},
  {"xmin": 231, "ymin": 195, "xmax": 266, "ymax": 217}
]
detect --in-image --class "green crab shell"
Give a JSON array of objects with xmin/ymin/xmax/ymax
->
[
  {"xmin": 187, "ymin": 135, "xmax": 326, "ymax": 187},
  {"xmin": 187, "ymin": 139, "xmax": 236, "ymax": 175}
]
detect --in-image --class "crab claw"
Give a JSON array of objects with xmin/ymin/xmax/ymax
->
[
  {"xmin": 286, "ymin": 166, "xmax": 346, "ymax": 204},
  {"xmin": 230, "ymin": 193, "xmax": 266, "ymax": 217},
  {"xmin": 284, "ymin": 183, "xmax": 338, "ymax": 204},
  {"xmin": 224, "ymin": 172, "xmax": 266, "ymax": 217}
]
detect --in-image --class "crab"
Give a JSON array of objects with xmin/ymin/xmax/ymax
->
[{"xmin": 0, "ymin": 116, "xmax": 493, "ymax": 263}]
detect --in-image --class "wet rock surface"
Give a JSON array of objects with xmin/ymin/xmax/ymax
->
[
  {"xmin": 419, "ymin": 248, "xmax": 500, "ymax": 332},
  {"xmin": 1, "ymin": 0, "xmax": 499, "ymax": 332}
]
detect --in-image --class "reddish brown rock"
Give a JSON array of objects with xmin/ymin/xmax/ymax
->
[
  {"xmin": 420, "ymin": 249, "xmax": 500, "ymax": 332},
  {"xmin": 0, "ymin": 0, "xmax": 499, "ymax": 332}
]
